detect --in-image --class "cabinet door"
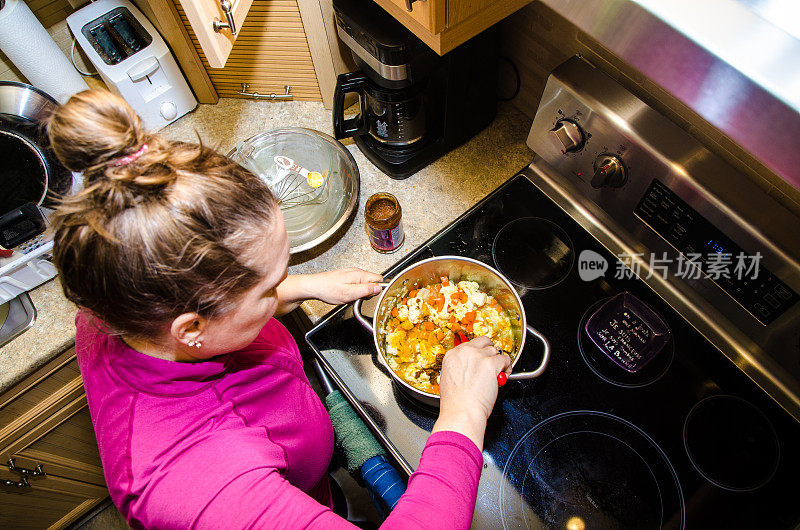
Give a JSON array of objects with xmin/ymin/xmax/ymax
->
[
  {"xmin": 372, "ymin": 0, "xmax": 533, "ymax": 54},
  {"xmin": 0, "ymin": 404, "xmax": 107, "ymax": 530},
  {"xmin": 0, "ymin": 350, "xmax": 82, "ymax": 448},
  {"xmin": 177, "ymin": 0, "xmax": 255, "ymax": 67},
  {"xmin": 0, "ymin": 472, "xmax": 106, "ymax": 530},
  {"xmin": 7, "ymin": 402, "xmax": 106, "ymax": 487},
  {"xmin": 383, "ymin": 0, "xmax": 445, "ymax": 33}
]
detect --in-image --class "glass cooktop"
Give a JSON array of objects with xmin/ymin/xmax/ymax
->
[{"xmin": 305, "ymin": 174, "xmax": 800, "ymax": 529}]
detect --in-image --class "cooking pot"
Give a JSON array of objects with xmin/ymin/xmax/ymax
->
[
  {"xmin": 353, "ymin": 255, "xmax": 550, "ymax": 406},
  {"xmin": 0, "ymin": 81, "xmax": 71, "ymax": 248}
]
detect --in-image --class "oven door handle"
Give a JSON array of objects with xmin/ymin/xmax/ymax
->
[{"xmin": 508, "ymin": 325, "xmax": 551, "ymax": 381}]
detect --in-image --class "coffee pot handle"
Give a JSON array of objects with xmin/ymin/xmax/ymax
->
[{"xmin": 333, "ymin": 72, "xmax": 369, "ymax": 139}]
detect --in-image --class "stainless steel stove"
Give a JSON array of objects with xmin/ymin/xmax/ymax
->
[{"xmin": 306, "ymin": 57, "xmax": 800, "ymax": 529}]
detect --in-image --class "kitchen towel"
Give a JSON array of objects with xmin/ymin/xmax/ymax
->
[{"xmin": 0, "ymin": 0, "xmax": 88, "ymax": 104}]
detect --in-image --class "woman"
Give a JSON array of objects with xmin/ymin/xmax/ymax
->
[{"xmin": 48, "ymin": 90, "xmax": 510, "ymax": 529}]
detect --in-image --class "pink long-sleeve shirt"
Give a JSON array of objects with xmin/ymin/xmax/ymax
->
[{"xmin": 76, "ymin": 312, "xmax": 483, "ymax": 529}]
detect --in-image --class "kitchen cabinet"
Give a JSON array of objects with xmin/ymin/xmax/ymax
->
[
  {"xmin": 371, "ymin": 0, "xmax": 534, "ymax": 54},
  {"xmin": 141, "ymin": 0, "xmax": 353, "ymax": 107},
  {"xmin": 0, "ymin": 348, "xmax": 108, "ymax": 530},
  {"xmin": 176, "ymin": 0, "xmax": 256, "ymax": 68}
]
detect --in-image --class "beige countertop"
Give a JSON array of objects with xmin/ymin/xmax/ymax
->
[{"xmin": 0, "ymin": 99, "xmax": 533, "ymax": 393}]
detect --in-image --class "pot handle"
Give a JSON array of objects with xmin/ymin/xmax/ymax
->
[
  {"xmin": 352, "ymin": 298, "xmax": 374, "ymax": 333},
  {"xmin": 507, "ymin": 325, "xmax": 551, "ymax": 381},
  {"xmin": 352, "ymin": 282, "xmax": 391, "ymax": 334}
]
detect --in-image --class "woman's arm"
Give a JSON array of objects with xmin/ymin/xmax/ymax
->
[
  {"xmin": 275, "ymin": 268, "xmax": 383, "ymax": 315},
  {"xmin": 190, "ymin": 431, "xmax": 483, "ymax": 530},
  {"xmin": 433, "ymin": 336, "xmax": 511, "ymax": 450}
]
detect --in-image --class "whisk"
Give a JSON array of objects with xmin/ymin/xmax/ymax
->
[{"xmin": 268, "ymin": 155, "xmax": 331, "ymax": 210}]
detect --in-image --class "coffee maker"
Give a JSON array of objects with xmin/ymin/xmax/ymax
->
[{"xmin": 332, "ymin": 0, "xmax": 497, "ymax": 179}]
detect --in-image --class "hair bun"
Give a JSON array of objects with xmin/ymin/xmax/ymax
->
[{"xmin": 47, "ymin": 89, "xmax": 148, "ymax": 173}]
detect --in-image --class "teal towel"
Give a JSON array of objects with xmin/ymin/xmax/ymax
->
[{"xmin": 326, "ymin": 390, "xmax": 385, "ymax": 474}]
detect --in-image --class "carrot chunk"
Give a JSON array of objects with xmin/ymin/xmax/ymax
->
[{"xmin": 391, "ymin": 307, "xmax": 399, "ymax": 318}]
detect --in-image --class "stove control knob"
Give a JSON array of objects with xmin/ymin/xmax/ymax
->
[
  {"xmin": 550, "ymin": 119, "xmax": 585, "ymax": 154},
  {"xmin": 591, "ymin": 154, "xmax": 627, "ymax": 189}
]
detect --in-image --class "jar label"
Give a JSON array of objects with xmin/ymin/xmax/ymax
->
[{"xmin": 368, "ymin": 222, "xmax": 404, "ymax": 252}]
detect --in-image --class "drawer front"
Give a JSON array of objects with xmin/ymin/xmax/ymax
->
[
  {"xmin": 4, "ymin": 402, "xmax": 106, "ymax": 487},
  {"xmin": 0, "ymin": 349, "xmax": 81, "ymax": 447},
  {"xmin": 0, "ymin": 469, "xmax": 106, "ymax": 530}
]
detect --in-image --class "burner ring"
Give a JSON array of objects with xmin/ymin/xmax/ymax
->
[
  {"xmin": 500, "ymin": 410, "xmax": 685, "ymax": 530},
  {"xmin": 492, "ymin": 217, "xmax": 575, "ymax": 289},
  {"xmin": 683, "ymin": 395, "xmax": 780, "ymax": 492}
]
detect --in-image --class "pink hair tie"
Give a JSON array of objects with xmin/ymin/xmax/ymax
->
[{"xmin": 112, "ymin": 144, "xmax": 148, "ymax": 167}]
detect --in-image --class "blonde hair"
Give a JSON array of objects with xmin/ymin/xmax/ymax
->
[{"xmin": 48, "ymin": 90, "xmax": 278, "ymax": 337}]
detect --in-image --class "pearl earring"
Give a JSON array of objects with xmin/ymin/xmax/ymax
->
[{"xmin": 187, "ymin": 340, "xmax": 202, "ymax": 348}]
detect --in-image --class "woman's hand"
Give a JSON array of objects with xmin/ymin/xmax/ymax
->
[
  {"xmin": 306, "ymin": 268, "xmax": 384, "ymax": 305},
  {"xmin": 275, "ymin": 268, "xmax": 383, "ymax": 315},
  {"xmin": 432, "ymin": 337, "xmax": 512, "ymax": 450}
]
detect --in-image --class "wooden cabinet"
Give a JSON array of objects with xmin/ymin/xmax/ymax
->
[
  {"xmin": 176, "ymin": 0, "xmax": 256, "ymax": 68},
  {"xmin": 141, "ymin": 0, "xmax": 353, "ymax": 107},
  {"xmin": 371, "ymin": 0, "xmax": 534, "ymax": 54},
  {"xmin": 0, "ymin": 348, "xmax": 108, "ymax": 530}
]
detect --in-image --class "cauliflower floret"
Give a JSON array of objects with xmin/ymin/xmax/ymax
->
[
  {"xmin": 440, "ymin": 285, "xmax": 457, "ymax": 298},
  {"xmin": 457, "ymin": 280, "xmax": 480, "ymax": 294},
  {"xmin": 407, "ymin": 296, "xmax": 424, "ymax": 324},
  {"xmin": 396, "ymin": 305, "xmax": 409, "ymax": 320},
  {"xmin": 451, "ymin": 301, "xmax": 475, "ymax": 321},
  {"xmin": 470, "ymin": 291, "xmax": 488, "ymax": 307},
  {"xmin": 472, "ymin": 321, "xmax": 493, "ymax": 338}
]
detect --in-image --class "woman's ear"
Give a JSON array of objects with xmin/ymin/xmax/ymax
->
[{"xmin": 170, "ymin": 313, "xmax": 207, "ymax": 347}]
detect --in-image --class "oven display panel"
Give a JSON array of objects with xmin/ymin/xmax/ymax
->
[{"xmin": 635, "ymin": 179, "xmax": 799, "ymax": 325}]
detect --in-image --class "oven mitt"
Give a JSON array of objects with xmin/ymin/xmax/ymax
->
[{"xmin": 326, "ymin": 390, "xmax": 406, "ymax": 510}]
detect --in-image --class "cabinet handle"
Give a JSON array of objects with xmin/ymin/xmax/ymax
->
[
  {"xmin": 212, "ymin": 0, "xmax": 237, "ymax": 36},
  {"xmin": 2, "ymin": 476, "xmax": 30, "ymax": 488},
  {"xmin": 405, "ymin": 0, "xmax": 424, "ymax": 11},
  {"xmin": 7, "ymin": 459, "xmax": 46, "ymax": 478},
  {"xmin": 237, "ymin": 84, "xmax": 293, "ymax": 101}
]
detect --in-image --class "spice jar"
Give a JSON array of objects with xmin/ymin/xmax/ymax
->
[{"xmin": 365, "ymin": 192, "xmax": 404, "ymax": 253}]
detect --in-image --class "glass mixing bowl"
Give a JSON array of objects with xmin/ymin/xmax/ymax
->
[{"xmin": 228, "ymin": 128, "xmax": 360, "ymax": 253}]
